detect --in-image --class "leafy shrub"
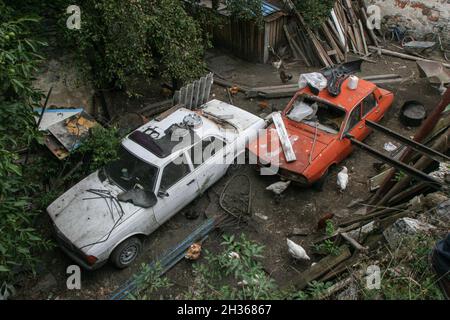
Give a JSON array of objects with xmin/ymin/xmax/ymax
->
[
  {"xmin": 65, "ymin": 0, "xmax": 206, "ymax": 93},
  {"xmin": 128, "ymin": 263, "xmax": 172, "ymax": 300},
  {"xmin": 184, "ymin": 234, "xmax": 278, "ymax": 300},
  {"xmin": 75, "ymin": 125, "xmax": 121, "ymax": 172},
  {"xmin": 225, "ymin": 0, "xmax": 263, "ymax": 24},
  {"xmin": 0, "ymin": 2, "xmax": 52, "ymax": 282},
  {"xmin": 293, "ymin": 0, "xmax": 336, "ymax": 30}
]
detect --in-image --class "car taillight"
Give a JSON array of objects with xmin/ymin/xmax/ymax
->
[{"xmin": 85, "ymin": 255, "xmax": 98, "ymax": 266}]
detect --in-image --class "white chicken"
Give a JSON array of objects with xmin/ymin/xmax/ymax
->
[
  {"xmin": 287, "ymin": 238, "xmax": 310, "ymax": 261},
  {"xmin": 266, "ymin": 180, "xmax": 291, "ymax": 203},
  {"xmin": 272, "ymin": 59, "xmax": 283, "ymax": 70},
  {"xmin": 266, "ymin": 180, "xmax": 291, "ymax": 195},
  {"xmin": 337, "ymin": 166, "xmax": 349, "ymax": 192}
]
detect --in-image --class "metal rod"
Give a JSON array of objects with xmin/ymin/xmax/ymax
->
[
  {"xmin": 347, "ymin": 136, "xmax": 442, "ymax": 189},
  {"xmin": 365, "ymin": 119, "xmax": 450, "ymax": 163},
  {"xmin": 36, "ymin": 86, "xmax": 53, "ymax": 130}
]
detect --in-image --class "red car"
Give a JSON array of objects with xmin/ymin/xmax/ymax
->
[{"xmin": 248, "ymin": 78, "xmax": 394, "ymax": 189}]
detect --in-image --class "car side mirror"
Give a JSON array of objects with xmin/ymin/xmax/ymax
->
[{"xmin": 157, "ymin": 190, "xmax": 169, "ymax": 198}]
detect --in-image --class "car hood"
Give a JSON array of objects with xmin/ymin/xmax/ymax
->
[
  {"xmin": 248, "ymin": 120, "xmax": 335, "ymax": 174},
  {"xmin": 47, "ymin": 171, "xmax": 142, "ymax": 250}
]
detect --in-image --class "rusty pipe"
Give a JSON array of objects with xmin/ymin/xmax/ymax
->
[{"xmin": 371, "ymin": 88, "xmax": 450, "ymax": 206}]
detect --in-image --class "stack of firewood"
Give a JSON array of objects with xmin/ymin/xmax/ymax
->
[{"xmin": 283, "ymin": 0, "xmax": 379, "ymax": 67}]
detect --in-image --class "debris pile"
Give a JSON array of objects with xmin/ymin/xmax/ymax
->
[{"xmin": 283, "ymin": 0, "xmax": 377, "ymax": 67}]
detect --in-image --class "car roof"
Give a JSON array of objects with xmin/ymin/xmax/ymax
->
[
  {"xmin": 298, "ymin": 78, "xmax": 377, "ymax": 112},
  {"xmin": 121, "ymin": 106, "xmax": 234, "ymax": 168}
]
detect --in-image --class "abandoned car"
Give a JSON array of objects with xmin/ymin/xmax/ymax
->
[
  {"xmin": 248, "ymin": 78, "xmax": 394, "ymax": 189},
  {"xmin": 47, "ymin": 100, "xmax": 265, "ymax": 269}
]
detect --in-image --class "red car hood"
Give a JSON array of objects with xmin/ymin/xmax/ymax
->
[{"xmin": 248, "ymin": 119, "xmax": 335, "ymax": 174}]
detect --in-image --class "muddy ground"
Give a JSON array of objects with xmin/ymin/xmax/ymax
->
[{"xmin": 19, "ymin": 47, "xmax": 444, "ymax": 299}]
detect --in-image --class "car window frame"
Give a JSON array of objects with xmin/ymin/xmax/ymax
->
[
  {"xmin": 157, "ymin": 151, "xmax": 194, "ymax": 193},
  {"xmin": 362, "ymin": 91, "xmax": 378, "ymax": 118},
  {"xmin": 188, "ymin": 135, "xmax": 227, "ymax": 169},
  {"xmin": 343, "ymin": 103, "xmax": 363, "ymax": 135}
]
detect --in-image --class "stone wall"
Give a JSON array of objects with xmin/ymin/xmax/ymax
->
[{"xmin": 365, "ymin": 0, "xmax": 450, "ymax": 39}]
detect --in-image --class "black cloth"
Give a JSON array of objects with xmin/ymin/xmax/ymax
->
[{"xmin": 433, "ymin": 233, "xmax": 450, "ymax": 278}]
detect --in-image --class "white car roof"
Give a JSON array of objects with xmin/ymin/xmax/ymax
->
[{"xmin": 121, "ymin": 100, "xmax": 260, "ymax": 167}]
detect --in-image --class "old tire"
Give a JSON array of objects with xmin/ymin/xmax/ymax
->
[
  {"xmin": 110, "ymin": 237, "xmax": 142, "ymax": 269},
  {"xmin": 313, "ymin": 168, "xmax": 330, "ymax": 191}
]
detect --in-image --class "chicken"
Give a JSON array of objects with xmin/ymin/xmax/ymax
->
[
  {"xmin": 258, "ymin": 101, "xmax": 270, "ymax": 110},
  {"xmin": 337, "ymin": 166, "xmax": 349, "ymax": 192},
  {"xmin": 272, "ymin": 59, "xmax": 283, "ymax": 70},
  {"xmin": 267, "ymin": 180, "xmax": 291, "ymax": 204},
  {"xmin": 185, "ymin": 243, "xmax": 202, "ymax": 261},
  {"xmin": 317, "ymin": 213, "xmax": 335, "ymax": 230},
  {"xmin": 280, "ymin": 70, "xmax": 293, "ymax": 84},
  {"xmin": 266, "ymin": 180, "xmax": 291, "ymax": 195},
  {"xmin": 287, "ymin": 238, "xmax": 310, "ymax": 261}
]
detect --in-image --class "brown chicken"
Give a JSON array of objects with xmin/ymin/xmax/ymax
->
[
  {"xmin": 185, "ymin": 243, "xmax": 202, "ymax": 261},
  {"xmin": 317, "ymin": 213, "xmax": 335, "ymax": 230}
]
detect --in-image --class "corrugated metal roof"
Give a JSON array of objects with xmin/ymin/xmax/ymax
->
[{"xmin": 262, "ymin": 1, "xmax": 281, "ymax": 17}]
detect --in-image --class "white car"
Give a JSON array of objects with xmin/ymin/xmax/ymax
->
[{"xmin": 47, "ymin": 100, "xmax": 265, "ymax": 269}]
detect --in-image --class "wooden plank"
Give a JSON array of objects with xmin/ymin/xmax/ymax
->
[
  {"xmin": 291, "ymin": 245, "xmax": 352, "ymax": 290},
  {"xmin": 283, "ymin": 25, "xmax": 301, "ymax": 60},
  {"xmin": 360, "ymin": 7, "xmax": 379, "ymax": 46},
  {"xmin": 369, "ymin": 46, "xmax": 450, "ymax": 69},
  {"xmin": 322, "ymin": 23, "xmax": 345, "ymax": 61},
  {"xmin": 358, "ymin": 19, "xmax": 369, "ymax": 55},
  {"xmin": 272, "ymin": 112, "xmax": 297, "ymax": 162}
]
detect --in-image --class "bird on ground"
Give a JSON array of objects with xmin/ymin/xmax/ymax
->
[
  {"xmin": 337, "ymin": 166, "xmax": 349, "ymax": 192},
  {"xmin": 266, "ymin": 180, "xmax": 291, "ymax": 195},
  {"xmin": 266, "ymin": 180, "xmax": 291, "ymax": 204},
  {"xmin": 287, "ymin": 238, "xmax": 311, "ymax": 261},
  {"xmin": 258, "ymin": 100, "xmax": 270, "ymax": 110},
  {"xmin": 280, "ymin": 70, "xmax": 293, "ymax": 84},
  {"xmin": 317, "ymin": 213, "xmax": 335, "ymax": 231},
  {"xmin": 272, "ymin": 59, "xmax": 283, "ymax": 70}
]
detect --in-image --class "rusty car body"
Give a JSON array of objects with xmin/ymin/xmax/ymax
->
[{"xmin": 248, "ymin": 78, "xmax": 394, "ymax": 188}]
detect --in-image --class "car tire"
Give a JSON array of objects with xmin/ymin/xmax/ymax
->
[
  {"xmin": 110, "ymin": 237, "xmax": 142, "ymax": 269},
  {"xmin": 313, "ymin": 167, "xmax": 331, "ymax": 191}
]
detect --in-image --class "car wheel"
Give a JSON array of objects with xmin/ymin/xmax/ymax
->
[
  {"xmin": 313, "ymin": 167, "xmax": 331, "ymax": 191},
  {"xmin": 110, "ymin": 237, "xmax": 142, "ymax": 269}
]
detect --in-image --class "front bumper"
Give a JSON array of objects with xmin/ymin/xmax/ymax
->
[
  {"xmin": 53, "ymin": 225, "xmax": 107, "ymax": 271},
  {"xmin": 257, "ymin": 161, "xmax": 311, "ymax": 185}
]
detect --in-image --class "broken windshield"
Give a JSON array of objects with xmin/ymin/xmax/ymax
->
[
  {"xmin": 287, "ymin": 96, "xmax": 346, "ymax": 134},
  {"xmin": 104, "ymin": 146, "xmax": 158, "ymax": 192}
]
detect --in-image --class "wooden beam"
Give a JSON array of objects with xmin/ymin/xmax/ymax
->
[{"xmin": 272, "ymin": 112, "xmax": 297, "ymax": 162}]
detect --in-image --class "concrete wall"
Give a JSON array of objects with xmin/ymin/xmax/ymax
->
[{"xmin": 365, "ymin": 0, "xmax": 450, "ymax": 38}]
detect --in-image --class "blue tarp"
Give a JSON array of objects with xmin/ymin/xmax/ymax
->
[{"xmin": 262, "ymin": 1, "xmax": 281, "ymax": 17}]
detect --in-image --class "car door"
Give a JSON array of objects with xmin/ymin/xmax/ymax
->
[
  {"xmin": 336, "ymin": 104, "xmax": 364, "ymax": 163},
  {"xmin": 153, "ymin": 152, "xmax": 198, "ymax": 225},
  {"xmin": 189, "ymin": 136, "xmax": 227, "ymax": 194},
  {"xmin": 362, "ymin": 90, "xmax": 382, "ymax": 125}
]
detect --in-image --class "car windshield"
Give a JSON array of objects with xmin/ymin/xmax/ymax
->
[
  {"xmin": 287, "ymin": 96, "xmax": 346, "ymax": 134},
  {"xmin": 104, "ymin": 146, "xmax": 158, "ymax": 191}
]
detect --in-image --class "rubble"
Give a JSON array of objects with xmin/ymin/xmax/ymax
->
[{"xmin": 383, "ymin": 218, "xmax": 436, "ymax": 249}]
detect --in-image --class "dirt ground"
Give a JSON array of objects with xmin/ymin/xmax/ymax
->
[{"xmin": 18, "ymin": 47, "xmax": 444, "ymax": 300}]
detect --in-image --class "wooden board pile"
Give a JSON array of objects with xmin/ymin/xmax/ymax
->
[{"xmin": 283, "ymin": 0, "xmax": 379, "ymax": 67}]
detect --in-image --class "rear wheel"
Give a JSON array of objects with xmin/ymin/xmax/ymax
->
[{"xmin": 110, "ymin": 237, "xmax": 142, "ymax": 269}]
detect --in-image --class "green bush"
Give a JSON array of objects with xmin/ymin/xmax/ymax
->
[
  {"xmin": 183, "ymin": 234, "xmax": 278, "ymax": 300},
  {"xmin": 65, "ymin": 0, "xmax": 206, "ymax": 93},
  {"xmin": 294, "ymin": 0, "xmax": 336, "ymax": 30},
  {"xmin": 0, "ymin": 2, "xmax": 52, "ymax": 282}
]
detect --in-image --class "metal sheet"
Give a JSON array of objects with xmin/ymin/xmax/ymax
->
[{"xmin": 173, "ymin": 73, "xmax": 214, "ymax": 109}]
